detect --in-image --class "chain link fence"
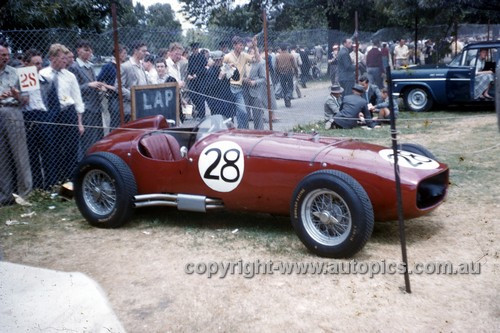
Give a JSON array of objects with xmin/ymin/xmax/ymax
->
[{"xmin": 0, "ymin": 23, "xmax": 498, "ymax": 205}]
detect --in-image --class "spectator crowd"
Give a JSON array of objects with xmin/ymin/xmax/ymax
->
[
  {"xmin": 0, "ymin": 35, "xmax": 323, "ymax": 205},
  {"xmin": 0, "ymin": 33, "xmax": 495, "ymax": 205}
]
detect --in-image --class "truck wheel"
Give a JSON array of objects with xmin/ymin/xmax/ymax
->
[
  {"xmin": 290, "ymin": 170, "xmax": 374, "ymax": 258},
  {"xmin": 404, "ymin": 87, "xmax": 433, "ymax": 112},
  {"xmin": 74, "ymin": 152, "xmax": 137, "ymax": 228}
]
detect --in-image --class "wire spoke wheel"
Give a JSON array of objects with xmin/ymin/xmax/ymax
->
[
  {"xmin": 82, "ymin": 169, "xmax": 117, "ymax": 216},
  {"xmin": 291, "ymin": 170, "xmax": 374, "ymax": 258},
  {"xmin": 75, "ymin": 152, "xmax": 137, "ymax": 228},
  {"xmin": 303, "ymin": 189, "xmax": 352, "ymax": 246}
]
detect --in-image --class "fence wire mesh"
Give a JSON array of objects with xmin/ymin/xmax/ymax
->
[{"xmin": 0, "ymin": 23, "xmax": 498, "ymax": 205}]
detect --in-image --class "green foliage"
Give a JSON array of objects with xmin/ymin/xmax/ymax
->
[
  {"xmin": 178, "ymin": 0, "xmax": 499, "ymax": 35},
  {"xmin": 146, "ymin": 3, "xmax": 182, "ymax": 30},
  {"xmin": 208, "ymin": 3, "xmax": 263, "ymax": 34},
  {"xmin": 0, "ymin": 0, "xmax": 111, "ymax": 31},
  {"xmin": 0, "ymin": 0, "xmax": 182, "ymax": 33}
]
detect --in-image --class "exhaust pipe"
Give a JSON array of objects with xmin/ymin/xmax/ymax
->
[{"xmin": 134, "ymin": 193, "xmax": 224, "ymax": 212}]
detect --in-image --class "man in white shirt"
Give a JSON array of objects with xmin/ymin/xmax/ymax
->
[
  {"xmin": 22, "ymin": 49, "xmax": 51, "ymax": 189},
  {"xmin": 39, "ymin": 43, "xmax": 85, "ymax": 183},
  {"xmin": 393, "ymin": 39, "xmax": 409, "ymax": 69},
  {"xmin": 166, "ymin": 42, "xmax": 185, "ymax": 87},
  {"xmin": 143, "ymin": 54, "xmax": 158, "ymax": 84}
]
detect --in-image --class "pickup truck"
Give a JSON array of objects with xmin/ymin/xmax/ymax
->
[{"xmin": 391, "ymin": 41, "xmax": 498, "ymax": 111}]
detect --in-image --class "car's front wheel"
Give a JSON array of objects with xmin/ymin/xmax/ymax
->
[
  {"xmin": 290, "ymin": 170, "xmax": 374, "ymax": 258},
  {"xmin": 398, "ymin": 143, "xmax": 437, "ymax": 160},
  {"xmin": 74, "ymin": 152, "xmax": 137, "ymax": 228},
  {"xmin": 404, "ymin": 87, "xmax": 433, "ymax": 112}
]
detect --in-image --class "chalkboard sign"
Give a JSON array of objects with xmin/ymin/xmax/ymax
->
[{"xmin": 131, "ymin": 83, "xmax": 180, "ymax": 124}]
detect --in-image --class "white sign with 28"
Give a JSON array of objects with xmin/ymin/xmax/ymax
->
[{"xmin": 198, "ymin": 141, "xmax": 245, "ymax": 192}]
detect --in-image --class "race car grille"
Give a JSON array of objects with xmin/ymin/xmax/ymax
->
[{"xmin": 416, "ymin": 170, "xmax": 449, "ymax": 209}]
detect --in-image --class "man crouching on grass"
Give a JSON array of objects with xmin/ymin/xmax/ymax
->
[
  {"xmin": 369, "ymin": 88, "xmax": 399, "ymax": 124},
  {"xmin": 331, "ymin": 84, "xmax": 377, "ymax": 130}
]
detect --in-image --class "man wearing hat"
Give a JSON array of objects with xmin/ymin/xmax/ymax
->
[
  {"xmin": 332, "ymin": 84, "xmax": 374, "ymax": 129},
  {"xmin": 187, "ymin": 42, "xmax": 207, "ymax": 119},
  {"xmin": 324, "ymin": 84, "xmax": 343, "ymax": 130}
]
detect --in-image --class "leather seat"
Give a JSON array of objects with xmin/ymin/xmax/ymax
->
[{"xmin": 139, "ymin": 134, "xmax": 182, "ymax": 161}]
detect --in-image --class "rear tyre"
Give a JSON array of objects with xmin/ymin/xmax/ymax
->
[
  {"xmin": 290, "ymin": 170, "xmax": 374, "ymax": 258},
  {"xmin": 404, "ymin": 87, "xmax": 433, "ymax": 112},
  {"xmin": 399, "ymin": 143, "xmax": 437, "ymax": 160},
  {"xmin": 74, "ymin": 152, "xmax": 137, "ymax": 228}
]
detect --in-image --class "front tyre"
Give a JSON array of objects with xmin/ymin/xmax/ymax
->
[
  {"xmin": 290, "ymin": 170, "xmax": 374, "ymax": 258},
  {"xmin": 398, "ymin": 143, "xmax": 437, "ymax": 160},
  {"xmin": 74, "ymin": 152, "xmax": 137, "ymax": 228},
  {"xmin": 404, "ymin": 87, "xmax": 433, "ymax": 112}
]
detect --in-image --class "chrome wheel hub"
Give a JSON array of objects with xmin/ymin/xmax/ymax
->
[
  {"xmin": 82, "ymin": 170, "xmax": 117, "ymax": 216},
  {"xmin": 301, "ymin": 189, "xmax": 352, "ymax": 246}
]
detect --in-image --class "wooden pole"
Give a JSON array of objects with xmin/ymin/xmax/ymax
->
[
  {"xmin": 454, "ymin": 21, "xmax": 458, "ymax": 56},
  {"xmin": 487, "ymin": 19, "xmax": 491, "ymax": 40},
  {"xmin": 414, "ymin": 8, "xmax": 418, "ymax": 64},
  {"xmin": 354, "ymin": 11, "xmax": 359, "ymax": 81},
  {"xmin": 111, "ymin": 2, "xmax": 125, "ymax": 126},
  {"xmin": 496, "ymin": 61, "xmax": 500, "ymax": 131},
  {"xmin": 263, "ymin": 9, "xmax": 273, "ymax": 130}
]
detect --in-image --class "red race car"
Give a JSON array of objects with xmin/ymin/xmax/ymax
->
[{"xmin": 74, "ymin": 115, "xmax": 449, "ymax": 258}]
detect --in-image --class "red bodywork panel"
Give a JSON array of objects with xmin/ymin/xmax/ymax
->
[{"xmin": 89, "ymin": 116, "xmax": 449, "ymax": 221}]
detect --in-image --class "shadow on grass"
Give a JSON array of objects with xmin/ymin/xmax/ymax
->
[
  {"xmin": 129, "ymin": 207, "xmax": 312, "ymax": 257},
  {"xmin": 130, "ymin": 206, "xmax": 292, "ymax": 233}
]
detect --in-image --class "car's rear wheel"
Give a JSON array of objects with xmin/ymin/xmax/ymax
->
[
  {"xmin": 74, "ymin": 152, "xmax": 137, "ymax": 228},
  {"xmin": 290, "ymin": 170, "xmax": 374, "ymax": 258},
  {"xmin": 404, "ymin": 87, "xmax": 433, "ymax": 112}
]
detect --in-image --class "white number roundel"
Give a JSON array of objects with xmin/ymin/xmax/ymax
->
[
  {"xmin": 198, "ymin": 141, "xmax": 245, "ymax": 192},
  {"xmin": 379, "ymin": 149, "xmax": 440, "ymax": 169}
]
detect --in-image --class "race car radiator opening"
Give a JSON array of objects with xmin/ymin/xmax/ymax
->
[{"xmin": 416, "ymin": 170, "xmax": 449, "ymax": 209}]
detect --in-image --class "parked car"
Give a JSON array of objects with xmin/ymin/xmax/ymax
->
[
  {"xmin": 391, "ymin": 41, "xmax": 498, "ymax": 111},
  {"xmin": 74, "ymin": 115, "xmax": 449, "ymax": 258}
]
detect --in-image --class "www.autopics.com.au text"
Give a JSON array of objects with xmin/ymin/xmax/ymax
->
[{"xmin": 184, "ymin": 260, "xmax": 481, "ymax": 279}]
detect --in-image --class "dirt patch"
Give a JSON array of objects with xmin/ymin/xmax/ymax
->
[{"xmin": 1, "ymin": 113, "xmax": 499, "ymax": 332}]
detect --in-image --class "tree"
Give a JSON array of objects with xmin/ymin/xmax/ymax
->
[
  {"xmin": 207, "ymin": 3, "xmax": 262, "ymax": 33},
  {"xmin": 179, "ymin": 0, "xmax": 235, "ymax": 27},
  {"xmin": 0, "ymin": 0, "xmax": 111, "ymax": 31},
  {"xmin": 146, "ymin": 3, "xmax": 182, "ymax": 30}
]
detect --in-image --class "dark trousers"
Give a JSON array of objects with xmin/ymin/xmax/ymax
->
[
  {"xmin": 278, "ymin": 73, "xmax": 294, "ymax": 101},
  {"xmin": 190, "ymin": 81, "xmax": 206, "ymax": 119},
  {"xmin": 80, "ymin": 111, "xmax": 103, "ymax": 158},
  {"xmin": 23, "ymin": 110, "xmax": 53, "ymax": 189},
  {"xmin": 107, "ymin": 93, "xmax": 121, "ymax": 129},
  {"xmin": 50, "ymin": 106, "xmax": 80, "ymax": 184},
  {"xmin": 300, "ymin": 66, "xmax": 310, "ymax": 86}
]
